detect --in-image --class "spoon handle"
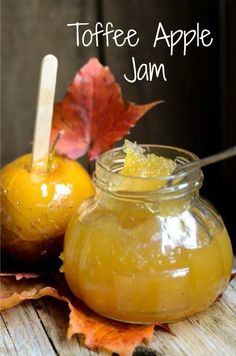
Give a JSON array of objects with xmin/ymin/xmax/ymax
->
[{"xmin": 175, "ymin": 146, "xmax": 236, "ymax": 173}]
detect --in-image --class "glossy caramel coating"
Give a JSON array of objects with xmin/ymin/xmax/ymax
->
[{"xmin": 1, "ymin": 154, "xmax": 95, "ymax": 263}]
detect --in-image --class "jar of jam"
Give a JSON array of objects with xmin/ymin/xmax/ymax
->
[{"xmin": 62, "ymin": 144, "xmax": 233, "ymax": 323}]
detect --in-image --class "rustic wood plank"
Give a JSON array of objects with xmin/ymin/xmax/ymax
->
[
  {"xmin": 0, "ymin": 314, "xmax": 18, "ymax": 356},
  {"xmin": 229, "ymin": 277, "xmax": 236, "ymax": 292},
  {"xmin": 1, "ymin": 301, "xmax": 56, "ymax": 356},
  {"xmin": 1, "ymin": 278, "xmax": 235, "ymax": 356},
  {"xmin": 32, "ymin": 297, "xmax": 108, "ymax": 356},
  {"xmin": 149, "ymin": 280, "xmax": 236, "ymax": 356}
]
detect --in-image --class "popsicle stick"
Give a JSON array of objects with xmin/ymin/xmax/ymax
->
[{"xmin": 32, "ymin": 54, "xmax": 58, "ymax": 172}]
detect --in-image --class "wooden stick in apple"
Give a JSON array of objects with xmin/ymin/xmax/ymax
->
[{"xmin": 32, "ymin": 54, "xmax": 58, "ymax": 172}]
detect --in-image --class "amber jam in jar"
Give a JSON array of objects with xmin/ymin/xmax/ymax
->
[{"xmin": 63, "ymin": 145, "xmax": 233, "ymax": 324}]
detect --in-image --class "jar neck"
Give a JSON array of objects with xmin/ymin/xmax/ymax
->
[
  {"xmin": 93, "ymin": 144, "xmax": 203, "ymax": 208},
  {"xmin": 95, "ymin": 187, "xmax": 199, "ymax": 216}
]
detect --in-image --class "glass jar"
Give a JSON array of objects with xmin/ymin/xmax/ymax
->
[{"xmin": 63, "ymin": 145, "xmax": 233, "ymax": 324}]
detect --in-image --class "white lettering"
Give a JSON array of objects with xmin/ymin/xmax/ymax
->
[
  {"xmin": 153, "ymin": 22, "xmax": 213, "ymax": 55},
  {"xmin": 67, "ymin": 22, "xmax": 139, "ymax": 48},
  {"xmin": 124, "ymin": 57, "xmax": 167, "ymax": 83}
]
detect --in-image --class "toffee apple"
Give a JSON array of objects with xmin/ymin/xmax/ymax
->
[
  {"xmin": 1, "ymin": 57, "xmax": 158, "ymax": 265},
  {"xmin": 1, "ymin": 55, "xmax": 94, "ymax": 264},
  {"xmin": 1, "ymin": 154, "xmax": 94, "ymax": 263}
]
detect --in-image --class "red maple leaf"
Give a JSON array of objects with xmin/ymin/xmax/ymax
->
[{"xmin": 51, "ymin": 58, "xmax": 160, "ymax": 160}]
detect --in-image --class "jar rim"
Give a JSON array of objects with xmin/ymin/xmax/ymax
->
[
  {"xmin": 94, "ymin": 144, "xmax": 203, "ymax": 198},
  {"xmin": 96, "ymin": 144, "xmax": 200, "ymax": 181}
]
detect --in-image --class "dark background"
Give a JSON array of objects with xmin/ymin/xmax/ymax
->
[{"xmin": 1, "ymin": 0, "xmax": 236, "ymax": 249}]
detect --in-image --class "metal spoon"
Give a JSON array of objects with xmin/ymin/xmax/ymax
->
[{"xmin": 173, "ymin": 145, "xmax": 236, "ymax": 174}]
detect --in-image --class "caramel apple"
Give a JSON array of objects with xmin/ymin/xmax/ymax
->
[
  {"xmin": 1, "ymin": 154, "xmax": 94, "ymax": 263},
  {"xmin": 1, "ymin": 54, "xmax": 95, "ymax": 265}
]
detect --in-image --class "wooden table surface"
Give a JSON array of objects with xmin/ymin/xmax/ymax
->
[{"xmin": 1, "ymin": 274, "xmax": 236, "ymax": 356}]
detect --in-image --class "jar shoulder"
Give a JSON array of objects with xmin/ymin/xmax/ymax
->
[
  {"xmin": 72, "ymin": 194, "xmax": 228, "ymax": 243},
  {"xmin": 191, "ymin": 194, "xmax": 226, "ymax": 234}
]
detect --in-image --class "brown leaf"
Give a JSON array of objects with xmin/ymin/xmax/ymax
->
[
  {"xmin": 0, "ymin": 273, "xmax": 54, "ymax": 310},
  {"xmin": 229, "ymin": 272, "xmax": 236, "ymax": 282},
  {"xmin": 2, "ymin": 272, "xmax": 234, "ymax": 354},
  {"xmin": 0, "ymin": 272, "xmax": 43, "ymax": 281},
  {"xmin": 155, "ymin": 322, "xmax": 175, "ymax": 336},
  {"xmin": 67, "ymin": 302, "xmax": 154, "ymax": 356},
  {"xmin": 51, "ymin": 58, "xmax": 160, "ymax": 160},
  {"xmin": 0, "ymin": 273, "xmax": 154, "ymax": 356}
]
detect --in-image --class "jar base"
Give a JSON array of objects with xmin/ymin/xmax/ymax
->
[{"xmin": 86, "ymin": 304, "xmax": 212, "ymax": 325}]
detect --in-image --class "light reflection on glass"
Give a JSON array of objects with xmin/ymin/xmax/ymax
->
[
  {"xmin": 160, "ymin": 211, "xmax": 198, "ymax": 254},
  {"xmin": 170, "ymin": 267, "xmax": 189, "ymax": 278}
]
